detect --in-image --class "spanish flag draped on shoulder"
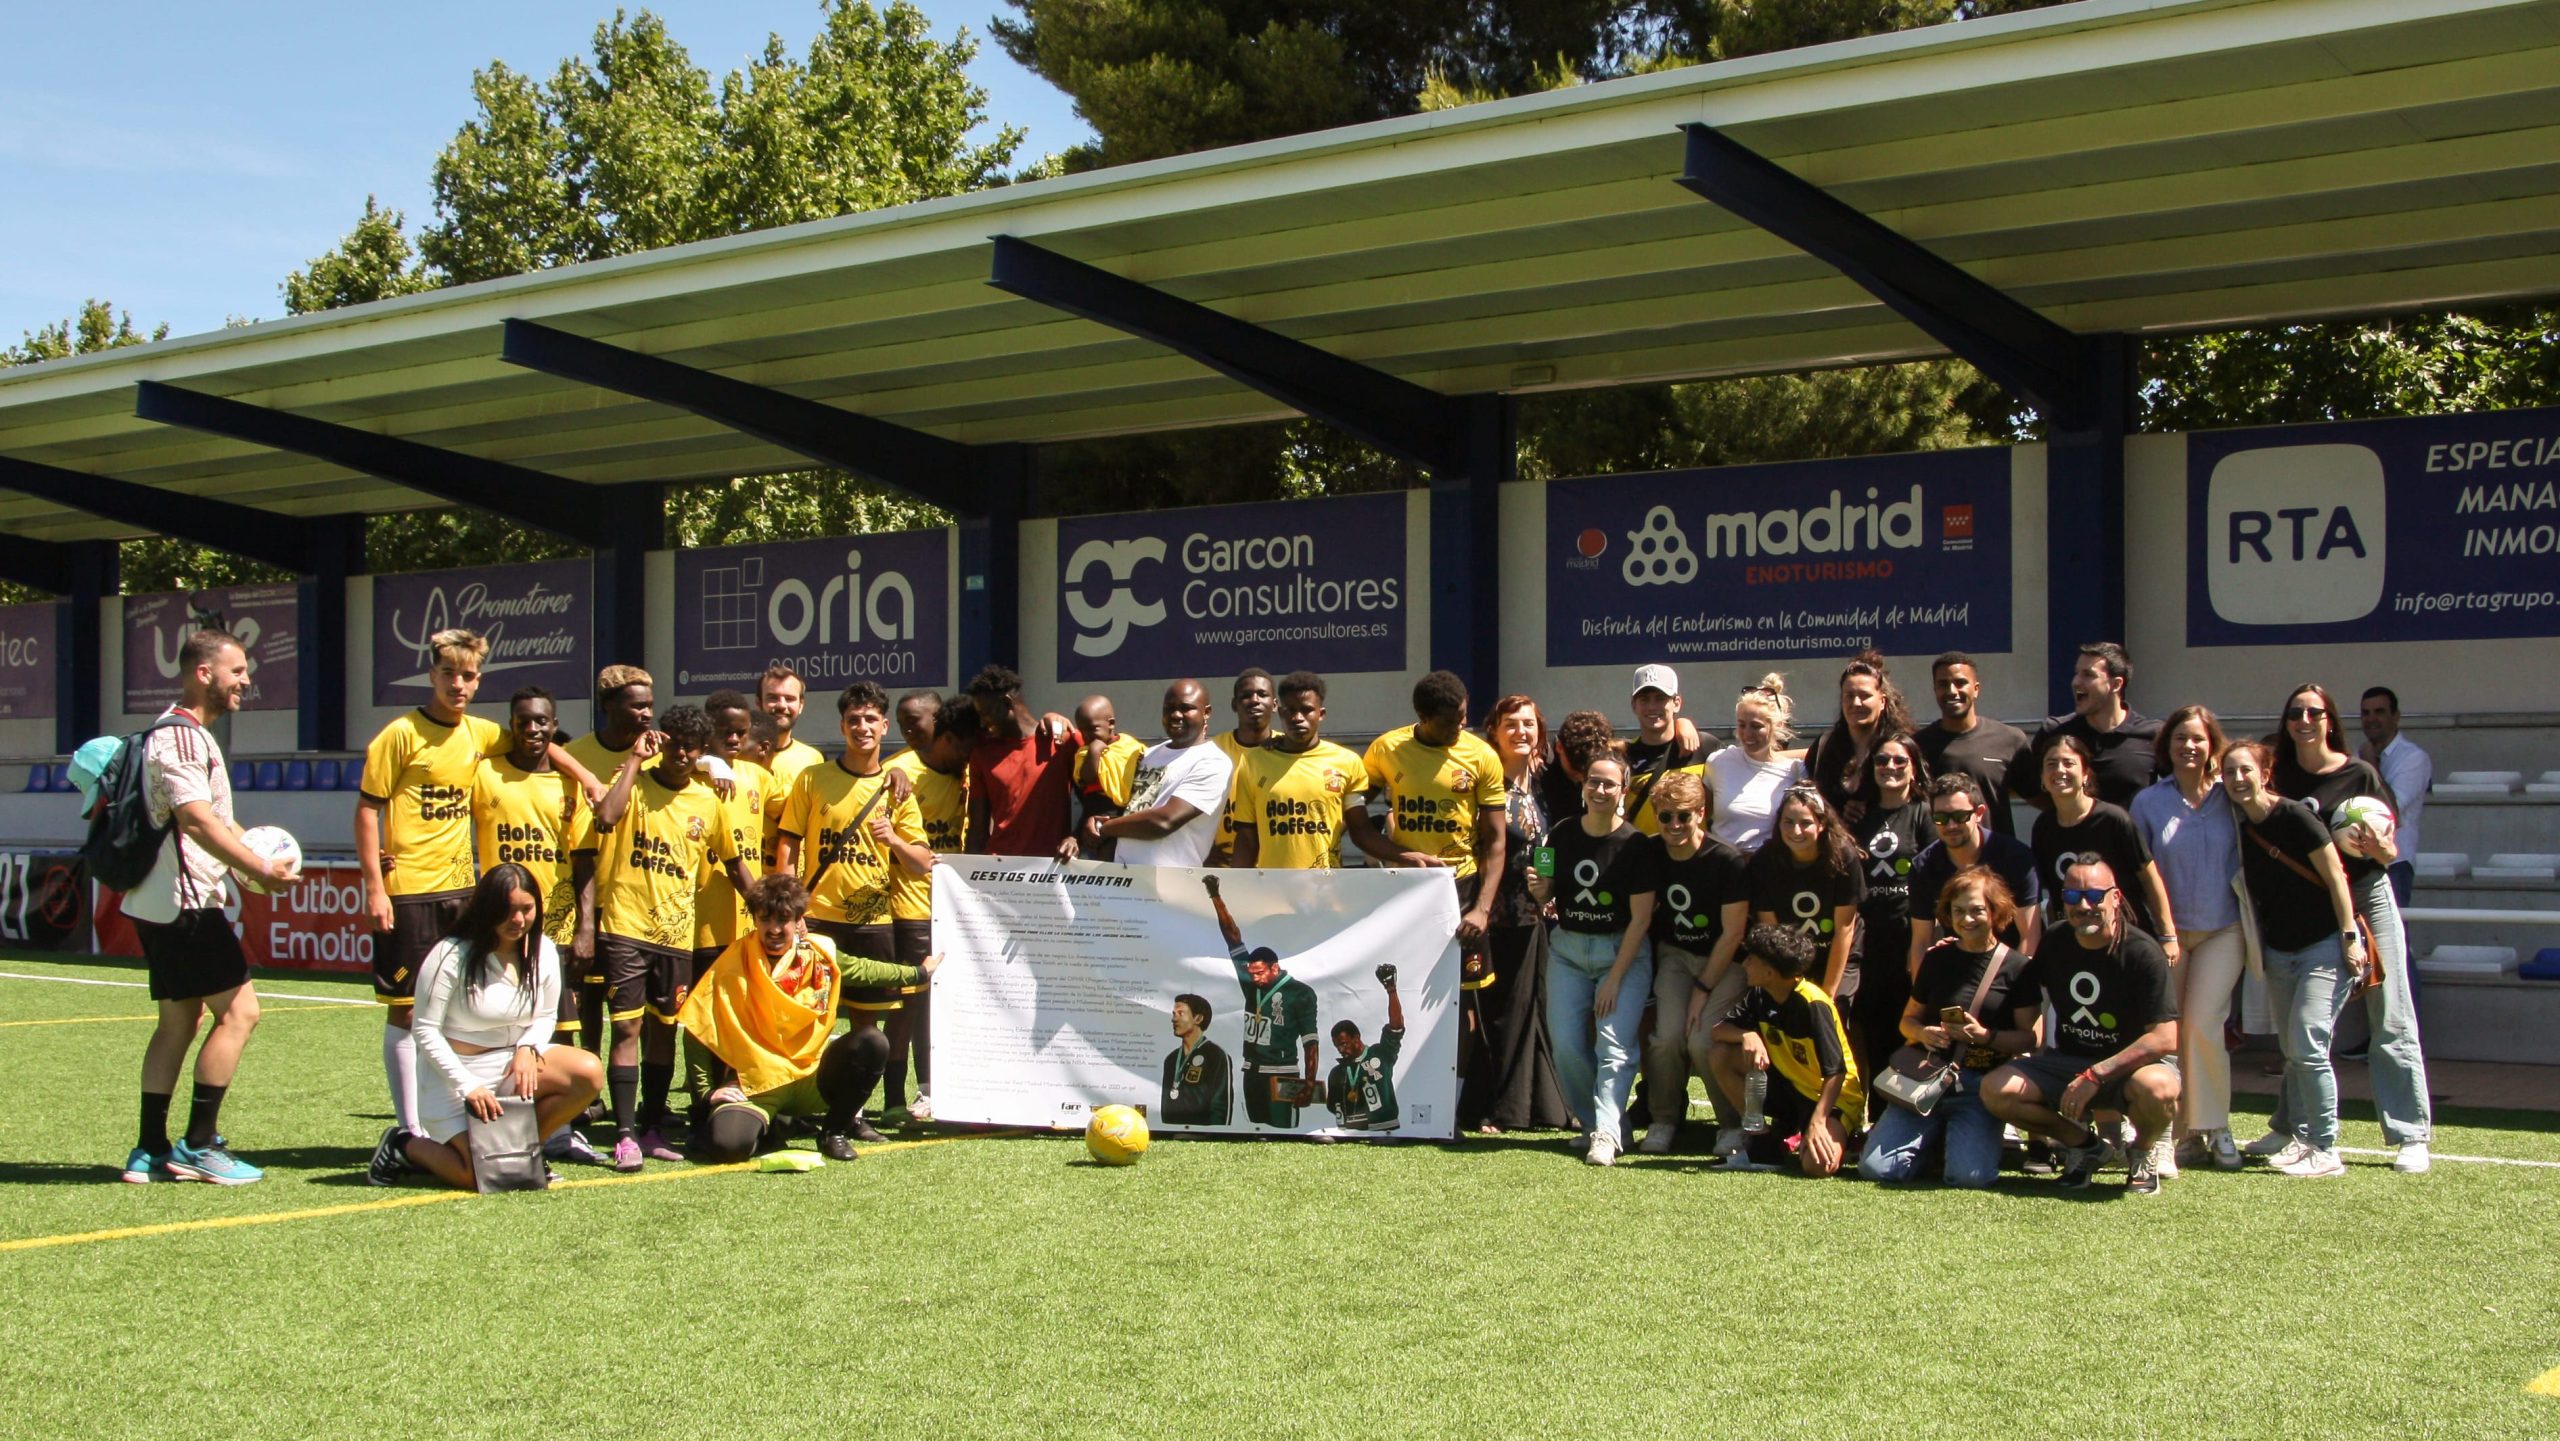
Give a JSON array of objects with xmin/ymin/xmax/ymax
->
[{"xmin": 675, "ymin": 934, "xmax": 843, "ymax": 1096}]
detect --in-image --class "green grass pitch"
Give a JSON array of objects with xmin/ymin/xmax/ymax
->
[{"xmin": 1, "ymin": 950, "xmax": 2555, "ymax": 1439}]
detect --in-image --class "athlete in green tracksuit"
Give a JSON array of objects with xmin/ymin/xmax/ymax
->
[
  {"xmin": 1205, "ymin": 875, "xmax": 1319, "ymax": 1128},
  {"xmin": 1326, "ymin": 963, "xmax": 1405, "ymax": 1132}
]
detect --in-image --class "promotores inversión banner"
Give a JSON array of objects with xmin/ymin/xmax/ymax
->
[{"xmin": 931, "ymin": 859, "xmax": 1458, "ymax": 1140}]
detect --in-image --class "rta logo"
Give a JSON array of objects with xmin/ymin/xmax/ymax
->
[
  {"xmin": 2206, "ymin": 443, "xmax": 2386, "ymax": 625},
  {"xmin": 1062, "ymin": 537, "xmax": 1167, "ymax": 658}
]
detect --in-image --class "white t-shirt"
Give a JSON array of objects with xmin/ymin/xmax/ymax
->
[
  {"xmin": 122, "ymin": 708, "xmax": 237, "ymax": 925},
  {"xmin": 2376, "ymin": 733, "xmax": 2431, "ymax": 858},
  {"xmin": 1112, "ymin": 739, "xmax": 1236, "ymax": 869},
  {"xmin": 1707, "ymin": 745, "xmax": 1806, "ymax": 854}
]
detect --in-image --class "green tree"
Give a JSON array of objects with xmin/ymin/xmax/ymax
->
[
  {"xmin": 281, "ymin": 197, "xmax": 435, "ymax": 315},
  {"xmin": 4, "ymin": 299, "xmax": 165, "ymax": 366}
]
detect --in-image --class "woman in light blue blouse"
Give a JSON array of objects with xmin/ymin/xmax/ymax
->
[{"xmin": 2130, "ymin": 705, "xmax": 2242, "ymax": 1171}]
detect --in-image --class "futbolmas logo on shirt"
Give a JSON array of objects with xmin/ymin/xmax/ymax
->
[
  {"xmin": 1563, "ymin": 858, "xmax": 1616, "ymax": 926},
  {"xmin": 2058, "ymin": 968, "xmax": 2116, "ymax": 1048}
]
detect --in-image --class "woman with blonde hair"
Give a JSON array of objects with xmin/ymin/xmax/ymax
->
[{"xmin": 1709, "ymin": 674, "xmax": 1807, "ymax": 852}]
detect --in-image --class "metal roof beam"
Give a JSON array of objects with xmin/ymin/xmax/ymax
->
[
  {"xmin": 0, "ymin": 454, "xmax": 319, "ymax": 575},
  {"xmin": 498, "ymin": 320, "xmax": 985, "ymax": 516},
  {"xmin": 0, "ymin": 532, "xmax": 75, "ymax": 596},
  {"xmin": 987, "ymin": 235, "xmax": 1465, "ymax": 475},
  {"xmin": 132, "ymin": 381, "xmax": 614, "ymax": 547},
  {"xmin": 1676, "ymin": 122, "xmax": 2099, "ymax": 429}
]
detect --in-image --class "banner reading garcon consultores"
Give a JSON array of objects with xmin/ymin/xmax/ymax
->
[
  {"xmin": 0, "ymin": 603, "xmax": 56, "ymax": 720},
  {"xmin": 932, "ymin": 859, "xmax": 1458, "ymax": 1140},
  {"xmin": 372, "ymin": 559, "xmax": 591, "ymax": 705},
  {"xmin": 1055, "ymin": 493, "xmax": 1406, "ymax": 683},
  {"xmin": 123, "ymin": 584, "xmax": 300, "ymax": 712},
  {"xmin": 672, "ymin": 530, "xmax": 948, "ymax": 694},
  {"xmin": 2187, "ymin": 408, "xmax": 2560, "ymax": 646},
  {"xmin": 1545, "ymin": 449, "xmax": 2012, "ymax": 667}
]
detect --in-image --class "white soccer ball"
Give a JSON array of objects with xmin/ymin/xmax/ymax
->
[
  {"xmin": 2329, "ymin": 795, "xmax": 2395, "ymax": 851},
  {"xmin": 234, "ymin": 825, "xmax": 303, "ymax": 895}
]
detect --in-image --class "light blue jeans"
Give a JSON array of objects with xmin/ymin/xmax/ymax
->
[
  {"xmin": 1858, "ymin": 1069, "xmax": 2005, "ymax": 1188},
  {"xmin": 2267, "ymin": 871, "xmax": 2432, "ymax": 1145},
  {"xmin": 1546, "ymin": 927, "xmax": 1653, "ymax": 1144},
  {"xmin": 2263, "ymin": 934, "xmax": 2355, "ymax": 1152}
]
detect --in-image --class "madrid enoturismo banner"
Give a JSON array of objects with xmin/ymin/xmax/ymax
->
[{"xmin": 931, "ymin": 859, "xmax": 1460, "ymax": 1140}]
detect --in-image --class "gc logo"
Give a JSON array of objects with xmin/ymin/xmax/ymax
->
[{"xmin": 1063, "ymin": 538, "xmax": 1168, "ymax": 658}]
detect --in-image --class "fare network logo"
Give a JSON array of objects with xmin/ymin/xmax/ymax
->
[
  {"xmin": 1063, "ymin": 537, "xmax": 1167, "ymax": 657},
  {"xmin": 2206, "ymin": 444, "xmax": 2386, "ymax": 625}
]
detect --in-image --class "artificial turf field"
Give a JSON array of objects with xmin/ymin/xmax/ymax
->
[{"xmin": 1, "ymin": 951, "xmax": 2555, "ymax": 1440}]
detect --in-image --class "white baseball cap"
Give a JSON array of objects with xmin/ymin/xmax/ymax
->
[{"xmin": 1630, "ymin": 664, "xmax": 1680, "ymax": 697}]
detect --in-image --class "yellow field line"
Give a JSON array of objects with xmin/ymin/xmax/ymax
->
[
  {"xmin": 0, "ymin": 1003, "xmax": 363, "ymax": 1029},
  {"xmin": 0, "ymin": 1130, "xmax": 1020, "ymax": 1255},
  {"xmin": 2528, "ymin": 1363, "xmax": 2560, "ymax": 1398}
]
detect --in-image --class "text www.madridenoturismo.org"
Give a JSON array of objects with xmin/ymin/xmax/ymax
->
[
  {"xmin": 1667, "ymin": 634, "xmax": 1872, "ymax": 656},
  {"xmin": 1192, "ymin": 620, "xmax": 1391, "ymax": 647},
  {"xmin": 2391, "ymin": 588, "xmax": 2557, "ymax": 614}
]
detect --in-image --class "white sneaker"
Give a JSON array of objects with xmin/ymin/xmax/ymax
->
[
  {"xmin": 2277, "ymin": 1147, "xmax": 2347, "ymax": 1178},
  {"xmin": 2149, "ymin": 1133, "xmax": 2179, "ymax": 1180},
  {"xmin": 2242, "ymin": 1129, "xmax": 2297, "ymax": 1159},
  {"xmin": 908, "ymin": 1092, "xmax": 934, "ymax": 1124},
  {"xmin": 1585, "ymin": 1133, "xmax": 1620, "ymax": 1167},
  {"xmin": 2266, "ymin": 1138, "xmax": 2314, "ymax": 1170},
  {"xmin": 1637, "ymin": 1122, "xmax": 1678, "ymax": 1155},
  {"xmin": 2392, "ymin": 1142, "xmax": 2431, "ymax": 1174}
]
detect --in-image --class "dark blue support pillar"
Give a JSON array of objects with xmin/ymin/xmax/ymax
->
[
  {"xmin": 1430, "ymin": 395, "xmax": 1513, "ymax": 707},
  {"xmin": 958, "ymin": 445, "xmax": 1029, "ymax": 683},
  {"xmin": 2042, "ymin": 334, "xmax": 2134, "ymax": 716},
  {"xmin": 56, "ymin": 541, "xmax": 116, "ymax": 753},
  {"xmin": 298, "ymin": 514, "xmax": 364, "ymax": 752},
  {"xmin": 593, "ymin": 485, "xmax": 662, "ymax": 674}
]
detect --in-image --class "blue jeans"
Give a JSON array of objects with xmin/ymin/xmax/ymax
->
[
  {"xmin": 1546, "ymin": 927, "xmax": 1653, "ymax": 1143},
  {"xmin": 1858, "ymin": 1070, "xmax": 2004, "ymax": 1188},
  {"xmin": 2267, "ymin": 871, "xmax": 2432, "ymax": 1145},
  {"xmin": 2263, "ymin": 934, "xmax": 2354, "ymax": 1151}
]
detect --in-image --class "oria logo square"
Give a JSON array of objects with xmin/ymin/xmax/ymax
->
[{"xmin": 2205, "ymin": 443, "xmax": 2386, "ymax": 625}]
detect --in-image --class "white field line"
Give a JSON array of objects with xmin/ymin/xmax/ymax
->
[{"xmin": 0, "ymin": 968, "xmax": 370, "ymax": 1005}]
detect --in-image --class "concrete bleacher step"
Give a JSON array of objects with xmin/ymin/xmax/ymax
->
[
  {"xmin": 2413, "ymin": 852, "xmax": 2470, "ymax": 877},
  {"xmin": 2527, "ymin": 771, "xmax": 2560, "ymax": 797},
  {"xmin": 2477, "ymin": 853, "xmax": 2560, "ymax": 881},
  {"xmin": 2420, "ymin": 944, "xmax": 2519, "ymax": 977},
  {"xmin": 2437, "ymin": 775, "xmax": 2523, "ymax": 796}
]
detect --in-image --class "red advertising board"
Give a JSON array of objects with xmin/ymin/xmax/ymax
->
[{"xmin": 93, "ymin": 859, "xmax": 373, "ymax": 973}]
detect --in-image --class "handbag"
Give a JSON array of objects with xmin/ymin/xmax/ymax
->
[
  {"xmin": 2243, "ymin": 821, "xmax": 2385, "ymax": 997},
  {"xmin": 1873, "ymin": 942, "xmax": 2008, "ymax": 1116},
  {"xmin": 465, "ymin": 1093, "xmax": 550, "ymax": 1193}
]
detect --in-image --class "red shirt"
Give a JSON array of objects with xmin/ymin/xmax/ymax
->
[{"xmin": 969, "ymin": 725, "xmax": 1082, "ymax": 856}]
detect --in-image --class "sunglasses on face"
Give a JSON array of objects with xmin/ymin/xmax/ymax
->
[
  {"xmin": 2059, "ymin": 887, "xmax": 2114, "ymax": 908},
  {"xmin": 1929, "ymin": 811, "xmax": 1975, "ymax": 827},
  {"xmin": 1873, "ymin": 754, "xmax": 1911, "ymax": 768},
  {"xmin": 1657, "ymin": 810, "xmax": 1699, "ymax": 826},
  {"xmin": 2285, "ymin": 705, "xmax": 2326, "ymax": 721}
]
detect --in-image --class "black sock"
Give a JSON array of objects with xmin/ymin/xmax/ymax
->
[
  {"xmin": 609, "ymin": 1064, "xmax": 639, "ymax": 1137},
  {"xmin": 818, "ymin": 1029, "xmax": 889, "ymax": 1133},
  {"xmin": 640, "ymin": 1062, "xmax": 674, "ymax": 1130},
  {"xmin": 183, "ymin": 1083, "xmax": 227, "ymax": 1149},
  {"xmin": 139, "ymin": 1091, "xmax": 174, "ymax": 1155}
]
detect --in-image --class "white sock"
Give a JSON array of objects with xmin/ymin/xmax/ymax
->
[{"xmin": 383, "ymin": 1025, "xmax": 420, "ymax": 1133}]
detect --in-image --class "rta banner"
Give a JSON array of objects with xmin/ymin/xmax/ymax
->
[
  {"xmin": 123, "ymin": 584, "xmax": 300, "ymax": 712},
  {"xmin": 1544, "ymin": 448, "xmax": 2013, "ymax": 666},
  {"xmin": 373, "ymin": 560, "xmax": 592, "ymax": 705},
  {"xmin": 0, "ymin": 603, "xmax": 57, "ymax": 721},
  {"xmin": 1054, "ymin": 493, "xmax": 1407, "ymax": 683},
  {"xmin": 0, "ymin": 850, "xmax": 89, "ymax": 951},
  {"xmin": 94, "ymin": 859, "xmax": 375, "ymax": 973},
  {"xmin": 2188, "ymin": 408, "xmax": 2560, "ymax": 646},
  {"xmin": 672, "ymin": 530, "xmax": 948, "ymax": 695},
  {"xmin": 931, "ymin": 860, "xmax": 1458, "ymax": 1140}
]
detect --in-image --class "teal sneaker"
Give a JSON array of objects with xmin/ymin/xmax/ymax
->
[
  {"xmin": 166, "ymin": 1140, "xmax": 264, "ymax": 1186},
  {"xmin": 120, "ymin": 1147, "xmax": 172, "ymax": 1184}
]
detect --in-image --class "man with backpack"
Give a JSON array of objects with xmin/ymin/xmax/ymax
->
[{"xmin": 84, "ymin": 630, "xmax": 298, "ymax": 1185}]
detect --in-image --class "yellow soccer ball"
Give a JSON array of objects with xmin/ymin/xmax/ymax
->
[{"xmin": 1084, "ymin": 1105, "xmax": 1151, "ymax": 1166}]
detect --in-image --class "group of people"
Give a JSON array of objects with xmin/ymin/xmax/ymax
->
[{"xmin": 103, "ymin": 622, "xmax": 2436, "ymax": 1196}]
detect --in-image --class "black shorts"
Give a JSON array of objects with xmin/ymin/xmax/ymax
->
[
  {"xmin": 891, "ymin": 919, "xmax": 933, "ymax": 997},
  {"xmin": 810, "ymin": 918, "xmax": 902, "ymax": 1014},
  {"xmin": 2006, "ymin": 1049, "xmax": 2143, "ymax": 1113},
  {"xmin": 602, "ymin": 935, "xmax": 691, "ymax": 1023},
  {"xmin": 133, "ymin": 909, "xmax": 250, "ymax": 1002},
  {"xmin": 376, "ymin": 889, "xmax": 470, "ymax": 1005}
]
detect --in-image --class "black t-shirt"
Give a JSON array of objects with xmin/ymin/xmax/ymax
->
[
  {"xmin": 1749, "ymin": 845, "xmax": 1867, "ymax": 987},
  {"xmin": 2031, "ymin": 801, "xmax": 2157, "ymax": 932},
  {"xmin": 1652, "ymin": 836, "xmax": 1750, "ymax": 954},
  {"xmin": 1912, "ymin": 938, "xmax": 2032, "ymax": 1069},
  {"xmin": 1856, "ymin": 798, "xmax": 1932, "ymax": 923},
  {"xmin": 2238, "ymin": 799, "xmax": 2345, "ymax": 953},
  {"xmin": 1809, "ymin": 723, "xmax": 1880, "ymax": 821},
  {"xmin": 2017, "ymin": 927, "xmax": 2178, "ymax": 1060},
  {"xmin": 2033, "ymin": 711, "xmax": 2164, "ymax": 810},
  {"xmin": 1917, "ymin": 717, "xmax": 2035, "ymax": 837},
  {"xmin": 2272, "ymin": 755, "xmax": 2396, "ymax": 883},
  {"xmin": 1543, "ymin": 818, "xmax": 1659, "ymax": 935},
  {"xmin": 1908, "ymin": 832, "xmax": 2041, "ymax": 942},
  {"xmin": 1623, "ymin": 731, "xmax": 1710, "ymax": 827}
]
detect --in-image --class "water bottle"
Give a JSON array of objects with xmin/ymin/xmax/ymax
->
[{"xmin": 1741, "ymin": 1069, "xmax": 1769, "ymax": 1134}]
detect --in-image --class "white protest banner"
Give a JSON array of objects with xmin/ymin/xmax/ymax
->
[{"xmin": 932, "ymin": 859, "xmax": 1459, "ymax": 1140}]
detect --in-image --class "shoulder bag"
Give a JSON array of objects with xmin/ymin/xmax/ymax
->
[
  {"xmin": 2242, "ymin": 821, "xmax": 2383, "ymax": 997},
  {"xmin": 465, "ymin": 1093, "xmax": 550, "ymax": 1193},
  {"xmin": 1873, "ymin": 942, "xmax": 2009, "ymax": 1116}
]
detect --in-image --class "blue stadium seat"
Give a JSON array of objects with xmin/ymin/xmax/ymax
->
[
  {"xmin": 22, "ymin": 766, "xmax": 51, "ymax": 793},
  {"xmin": 254, "ymin": 761, "xmax": 283, "ymax": 791},
  {"xmin": 338, "ymin": 760, "xmax": 365, "ymax": 791},
  {"xmin": 307, "ymin": 758, "xmax": 339, "ymax": 791},
  {"xmin": 231, "ymin": 760, "xmax": 255, "ymax": 790},
  {"xmin": 49, "ymin": 763, "xmax": 72, "ymax": 792},
  {"xmin": 282, "ymin": 759, "xmax": 312, "ymax": 791}
]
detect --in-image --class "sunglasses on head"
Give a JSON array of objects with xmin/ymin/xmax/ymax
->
[{"xmin": 2059, "ymin": 886, "xmax": 2114, "ymax": 908}]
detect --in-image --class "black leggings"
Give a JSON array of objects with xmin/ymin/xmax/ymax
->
[{"xmin": 698, "ymin": 1028, "xmax": 890, "ymax": 1161}]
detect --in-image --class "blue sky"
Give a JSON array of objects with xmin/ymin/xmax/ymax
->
[{"xmin": 0, "ymin": 1, "xmax": 1089, "ymax": 343}]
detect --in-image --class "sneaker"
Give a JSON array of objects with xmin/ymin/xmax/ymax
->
[
  {"xmin": 879, "ymin": 1105, "xmax": 912, "ymax": 1129},
  {"xmin": 367, "ymin": 1127, "xmax": 410, "ymax": 1187},
  {"xmin": 847, "ymin": 1114, "xmax": 887, "ymax": 1145},
  {"xmin": 2242, "ymin": 1129, "xmax": 2296, "ymax": 1159},
  {"xmin": 611, "ymin": 1136, "xmax": 644, "ymax": 1173},
  {"xmin": 2266, "ymin": 1138, "xmax": 2313, "ymax": 1170},
  {"xmin": 2278, "ymin": 1147, "xmax": 2347, "ymax": 1179},
  {"xmin": 1638, "ymin": 1122, "xmax": 1679, "ymax": 1155},
  {"xmin": 545, "ymin": 1129, "xmax": 605, "ymax": 1166},
  {"xmin": 637, "ymin": 1128, "xmax": 684, "ymax": 1163},
  {"xmin": 2055, "ymin": 1138, "xmax": 2108, "ymax": 1190},
  {"xmin": 120, "ymin": 1147, "xmax": 171, "ymax": 1184},
  {"xmin": 1710, "ymin": 1126, "xmax": 1750, "ymax": 1162},
  {"xmin": 2149, "ymin": 1133, "xmax": 2178, "ymax": 1180},
  {"xmin": 817, "ymin": 1132, "xmax": 859, "ymax": 1163},
  {"xmin": 908, "ymin": 1092, "xmax": 934, "ymax": 1124},
  {"xmin": 2126, "ymin": 1152, "xmax": 2162, "ymax": 1196},
  {"xmin": 2211, "ymin": 1130, "xmax": 2244, "ymax": 1171},
  {"xmin": 2392, "ymin": 1142, "xmax": 2432, "ymax": 1175},
  {"xmin": 165, "ymin": 1140, "xmax": 263, "ymax": 1186},
  {"xmin": 1585, "ymin": 1133, "xmax": 1620, "ymax": 1167}
]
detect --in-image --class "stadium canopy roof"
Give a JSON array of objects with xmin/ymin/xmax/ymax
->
[{"xmin": 2, "ymin": 0, "xmax": 2555, "ymax": 543}]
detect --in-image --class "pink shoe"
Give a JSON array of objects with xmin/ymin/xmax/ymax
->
[
  {"xmin": 637, "ymin": 1128, "xmax": 684, "ymax": 1163},
  {"xmin": 611, "ymin": 1136, "xmax": 644, "ymax": 1173}
]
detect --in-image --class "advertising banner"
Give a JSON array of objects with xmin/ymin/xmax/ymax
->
[
  {"xmin": 1544, "ymin": 449, "xmax": 2013, "ymax": 666},
  {"xmin": 373, "ymin": 560, "xmax": 592, "ymax": 705},
  {"xmin": 0, "ymin": 850, "xmax": 89, "ymax": 951},
  {"xmin": 932, "ymin": 859, "xmax": 1458, "ymax": 1139},
  {"xmin": 94, "ymin": 858, "xmax": 374, "ymax": 973},
  {"xmin": 1055, "ymin": 493, "xmax": 1407, "ymax": 683},
  {"xmin": 672, "ymin": 530, "xmax": 949, "ymax": 695},
  {"xmin": 122, "ymin": 584, "xmax": 300, "ymax": 712},
  {"xmin": 2187, "ymin": 409, "xmax": 2560, "ymax": 646},
  {"xmin": 0, "ymin": 603, "xmax": 56, "ymax": 720}
]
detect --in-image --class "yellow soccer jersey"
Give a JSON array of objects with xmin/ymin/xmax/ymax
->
[
  {"xmin": 564, "ymin": 730, "xmax": 637, "ymax": 793},
  {"xmin": 692, "ymin": 757, "xmax": 772, "ymax": 951},
  {"xmin": 886, "ymin": 749, "xmax": 970, "ymax": 855},
  {"xmin": 362, "ymin": 709, "xmax": 507, "ymax": 897},
  {"xmin": 1209, "ymin": 729, "xmax": 1265, "ymax": 859},
  {"xmin": 591, "ymin": 771, "xmax": 738, "ymax": 952},
  {"xmin": 1363, "ymin": 726, "xmax": 1507, "ymax": 878},
  {"xmin": 1229, "ymin": 740, "xmax": 1369, "ymax": 870},
  {"xmin": 1073, "ymin": 734, "xmax": 1147, "ymax": 807},
  {"xmin": 761, "ymin": 738, "xmax": 826, "ymax": 868},
  {"xmin": 471, "ymin": 757, "xmax": 588, "ymax": 945},
  {"xmin": 779, "ymin": 761, "xmax": 927, "ymax": 927}
]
